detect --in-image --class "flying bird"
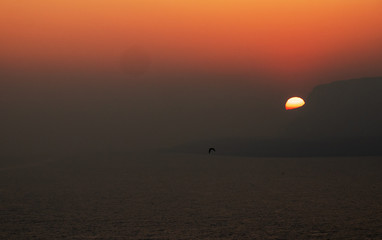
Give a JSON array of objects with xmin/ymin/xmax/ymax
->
[{"xmin": 208, "ymin": 148, "xmax": 216, "ymax": 154}]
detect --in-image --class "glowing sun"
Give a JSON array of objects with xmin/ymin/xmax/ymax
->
[{"xmin": 285, "ymin": 97, "xmax": 305, "ymax": 110}]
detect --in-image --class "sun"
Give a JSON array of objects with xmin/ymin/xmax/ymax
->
[{"xmin": 285, "ymin": 97, "xmax": 305, "ymax": 110}]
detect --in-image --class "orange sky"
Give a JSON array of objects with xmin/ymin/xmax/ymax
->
[{"xmin": 1, "ymin": 0, "xmax": 382, "ymax": 84}]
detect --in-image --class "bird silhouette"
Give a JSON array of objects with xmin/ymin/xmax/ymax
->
[{"xmin": 208, "ymin": 148, "xmax": 216, "ymax": 154}]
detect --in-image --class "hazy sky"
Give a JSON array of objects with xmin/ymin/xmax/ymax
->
[
  {"xmin": 1, "ymin": 0, "xmax": 382, "ymax": 85},
  {"xmin": 1, "ymin": 0, "xmax": 382, "ymax": 156}
]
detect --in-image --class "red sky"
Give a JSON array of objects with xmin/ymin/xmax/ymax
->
[
  {"xmin": 1, "ymin": 0, "xmax": 382, "ymax": 87},
  {"xmin": 1, "ymin": 0, "xmax": 382, "ymax": 153}
]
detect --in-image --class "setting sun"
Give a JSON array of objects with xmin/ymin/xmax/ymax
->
[{"xmin": 285, "ymin": 97, "xmax": 305, "ymax": 110}]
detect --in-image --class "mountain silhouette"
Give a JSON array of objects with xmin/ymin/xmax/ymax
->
[
  {"xmin": 283, "ymin": 77, "xmax": 382, "ymax": 139},
  {"xmin": 173, "ymin": 77, "xmax": 382, "ymax": 157}
]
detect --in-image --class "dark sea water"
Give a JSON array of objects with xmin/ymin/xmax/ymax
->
[{"xmin": 1, "ymin": 153, "xmax": 382, "ymax": 239}]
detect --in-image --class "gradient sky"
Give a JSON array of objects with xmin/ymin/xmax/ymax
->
[
  {"xmin": 1, "ymin": 0, "xmax": 382, "ymax": 86},
  {"xmin": 1, "ymin": 1, "xmax": 382, "ymax": 156}
]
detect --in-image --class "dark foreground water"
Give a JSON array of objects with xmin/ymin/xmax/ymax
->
[{"xmin": 1, "ymin": 153, "xmax": 382, "ymax": 239}]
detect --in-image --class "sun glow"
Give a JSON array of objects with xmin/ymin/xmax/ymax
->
[
  {"xmin": 285, "ymin": 97, "xmax": 305, "ymax": 110},
  {"xmin": 1, "ymin": 0, "xmax": 382, "ymax": 75}
]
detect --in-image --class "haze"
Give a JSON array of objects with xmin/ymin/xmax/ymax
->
[
  {"xmin": 2, "ymin": 2, "xmax": 382, "ymax": 239},
  {"xmin": 2, "ymin": 0, "xmax": 382, "ymax": 80},
  {"xmin": 1, "ymin": 0, "xmax": 382, "ymax": 156}
]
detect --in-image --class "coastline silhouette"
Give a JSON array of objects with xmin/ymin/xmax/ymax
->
[{"xmin": 173, "ymin": 77, "xmax": 382, "ymax": 157}]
